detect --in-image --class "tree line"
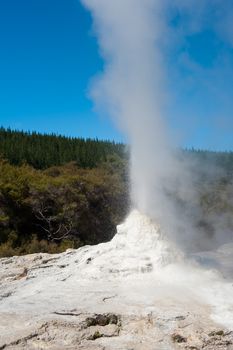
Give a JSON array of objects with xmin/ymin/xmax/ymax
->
[
  {"xmin": 1, "ymin": 127, "xmax": 233, "ymax": 174},
  {"xmin": 0, "ymin": 127, "xmax": 126, "ymax": 169}
]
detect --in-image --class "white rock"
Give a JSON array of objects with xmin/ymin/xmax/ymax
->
[{"xmin": 0, "ymin": 210, "xmax": 233, "ymax": 349}]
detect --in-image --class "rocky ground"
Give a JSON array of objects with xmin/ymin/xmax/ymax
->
[{"xmin": 0, "ymin": 211, "xmax": 233, "ymax": 349}]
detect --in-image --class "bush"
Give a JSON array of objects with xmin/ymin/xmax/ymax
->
[{"xmin": 0, "ymin": 159, "xmax": 129, "ymax": 257}]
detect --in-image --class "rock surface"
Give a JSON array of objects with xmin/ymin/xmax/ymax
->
[{"xmin": 1, "ymin": 210, "xmax": 233, "ymax": 349}]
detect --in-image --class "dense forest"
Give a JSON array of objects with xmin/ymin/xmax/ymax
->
[
  {"xmin": 0, "ymin": 127, "xmax": 126, "ymax": 169},
  {"xmin": 1, "ymin": 127, "xmax": 233, "ymax": 175},
  {"xmin": 0, "ymin": 127, "xmax": 233, "ymax": 257},
  {"xmin": 0, "ymin": 157, "xmax": 129, "ymax": 257},
  {"xmin": 0, "ymin": 127, "xmax": 129, "ymax": 256}
]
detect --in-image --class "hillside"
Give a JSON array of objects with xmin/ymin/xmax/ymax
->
[{"xmin": 0, "ymin": 127, "xmax": 233, "ymax": 257}]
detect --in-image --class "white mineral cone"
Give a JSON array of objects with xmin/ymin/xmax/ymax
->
[{"xmin": 74, "ymin": 209, "xmax": 183, "ymax": 279}]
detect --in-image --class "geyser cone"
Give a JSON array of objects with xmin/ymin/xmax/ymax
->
[{"xmin": 75, "ymin": 210, "xmax": 182, "ymax": 280}]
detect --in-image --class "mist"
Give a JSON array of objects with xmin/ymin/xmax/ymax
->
[{"xmin": 81, "ymin": 0, "xmax": 233, "ymax": 252}]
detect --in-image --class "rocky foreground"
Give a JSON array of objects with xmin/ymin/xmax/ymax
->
[{"xmin": 0, "ymin": 211, "xmax": 233, "ymax": 349}]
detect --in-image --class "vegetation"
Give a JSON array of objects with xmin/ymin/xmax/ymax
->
[
  {"xmin": 183, "ymin": 148, "xmax": 233, "ymax": 178},
  {"xmin": 0, "ymin": 156, "xmax": 129, "ymax": 257},
  {"xmin": 0, "ymin": 127, "xmax": 126, "ymax": 169},
  {"xmin": 0, "ymin": 127, "xmax": 232, "ymax": 257}
]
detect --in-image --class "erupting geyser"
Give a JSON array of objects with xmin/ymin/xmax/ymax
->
[
  {"xmin": 80, "ymin": 0, "xmax": 196, "ymax": 251},
  {"xmin": 79, "ymin": 0, "xmax": 233, "ymax": 329},
  {"xmin": 81, "ymin": 0, "xmax": 176, "ymax": 220},
  {"xmin": 1, "ymin": 2, "xmax": 233, "ymax": 348}
]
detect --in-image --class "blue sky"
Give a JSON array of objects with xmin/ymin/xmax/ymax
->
[
  {"xmin": 0, "ymin": 0, "xmax": 121, "ymax": 141},
  {"xmin": 0, "ymin": 0, "xmax": 233, "ymax": 150}
]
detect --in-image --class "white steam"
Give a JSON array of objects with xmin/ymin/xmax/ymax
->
[
  {"xmin": 78, "ymin": 1, "xmax": 233, "ymax": 329},
  {"xmin": 81, "ymin": 1, "xmax": 182, "ymax": 221},
  {"xmin": 80, "ymin": 0, "xmax": 233, "ymax": 251}
]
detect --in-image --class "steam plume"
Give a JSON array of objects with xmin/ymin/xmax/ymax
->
[
  {"xmin": 81, "ymin": 0, "xmax": 233, "ymax": 250},
  {"xmin": 81, "ymin": 1, "xmax": 179, "ymax": 219},
  {"xmin": 77, "ymin": 2, "xmax": 233, "ymax": 328}
]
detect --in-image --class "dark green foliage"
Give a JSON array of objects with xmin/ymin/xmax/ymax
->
[
  {"xmin": 0, "ymin": 128, "xmax": 129, "ymax": 257},
  {"xmin": 0, "ymin": 127, "xmax": 126, "ymax": 169},
  {"xmin": 0, "ymin": 160, "xmax": 129, "ymax": 257}
]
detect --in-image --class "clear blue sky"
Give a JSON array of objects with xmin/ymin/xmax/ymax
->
[
  {"xmin": 0, "ymin": 0, "xmax": 233, "ymax": 150},
  {"xmin": 0, "ymin": 0, "xmax": 122, "ymax": 141}
]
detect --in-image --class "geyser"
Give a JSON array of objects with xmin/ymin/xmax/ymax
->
[
  {"xmin": 80, "ymin": 0, "xmax": 197, "ymax": 251},
  {"xmin": 81, "ymin": 0, "xmax": 175, "ymax": 218},
  {"xmin": 81, "ymin": 0, "xmax": 233, "ymax": 254},
  {"xmin": 2, "ymin": 3, "xmax": 233, "ymax": 347},
  {"xmin": 79, "ymin": 0, "xmax": 233, "ymax": 330}
]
